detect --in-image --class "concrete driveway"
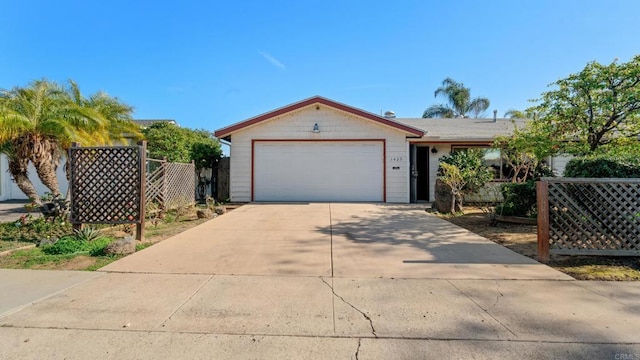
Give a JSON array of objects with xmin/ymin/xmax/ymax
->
[
  {"xmin": 1, "ymin": 203, "xmax": 639, "ymax": 359},
  {"xmin": 101, "ymin": 203, "xmax": 566, "ymax": 279}
]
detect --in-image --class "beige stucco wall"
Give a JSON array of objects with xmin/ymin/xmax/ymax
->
[{"xmin": 228, "ymin": 104, "xmax": 411, "ymax": 203}]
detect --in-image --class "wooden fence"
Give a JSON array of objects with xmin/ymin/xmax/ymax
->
[
  {"xmin": 537, "ymin": 178, "xmax": 640, "ymax": 262},
  {"xmin": 69, "ymin": 141, "xmax": 146, "ymax": 240},
  {"xmin": 216, "ymin": 157, "xmax": 230, "ymax": 201},
  {"xmin": 145, "ymin": 158, "xmax": 196, "ymax": 211}
]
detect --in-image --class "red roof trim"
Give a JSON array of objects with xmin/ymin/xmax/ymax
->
[{"xmin": 214, "ymin": 96, "xmax": 425, "ymax": 138}]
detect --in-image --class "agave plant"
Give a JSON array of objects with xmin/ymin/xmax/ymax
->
[{"xmin": 73, "ymin": 226, "xmax": 103, "ymax": 242}]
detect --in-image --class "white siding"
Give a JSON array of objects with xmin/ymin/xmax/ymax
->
[
  {"xmin": 1, "ymin": 154, "xmax": 69, "ymax": 201},
  {"xmin": 0, "ymin": 154, "xmax": 9, "ymax": 201},
  {"xmin": 229, "ymin": 105, "xmax": 410, "ymax": 203},
  {"xmin": 8, "ymin": 157, "xmax": 69, "ymax": 200},
  {"xmin": 551, "ymin": 154, "xmax": 574, "ymax": 177}
]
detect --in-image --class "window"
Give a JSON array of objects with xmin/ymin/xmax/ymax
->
[{"xmin": 450, "ymin": 145, "xmax": 507, "ymax": 180}]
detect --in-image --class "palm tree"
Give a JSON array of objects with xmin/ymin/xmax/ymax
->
[
  {"xmin": 0, "ymin": 79, "xmax": 139, "ymax": 203},
  {"xmin": 66, "ymin": 80, "xmax": 140, "ymax": 146},
  {"xmin": 0, "ymin": 80, "xmax": 77, "ymax": 202},
  {"xmin": 504, "ymin": 109, "xmax": 539, "ymax": 120},
  {"xmin": 423, "ymin": 78, "xmax": 490, "ymax": 118},
  {"xmin": 63, "ymin": 81, "xmax": 142, "ymax": 181}
]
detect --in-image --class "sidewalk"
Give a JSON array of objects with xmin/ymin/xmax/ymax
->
[{"xmin": 0, "ymin": 203, "xmax": 638, "ymax": 359}]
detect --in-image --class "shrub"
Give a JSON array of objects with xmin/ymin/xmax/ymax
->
[
  {"xmin": 439, "ymin": 149, "xmax": 493, "ymax": 193},
  {"xmin": 41, "ymin": 237, "xmax": 89, "ymax": 255},
  {"xmin": 495, "ymin": 180, "xmax": 537, "ymax": 218},
  {"xmin": 564, "ymin": 155, "xmax": 640, "ymax": 178},
  {"xmin": 40, "ymin": 235, "xmax": 113, "ymax": 256},
  {"xmin": 0, "ymin": 218, "xmax": 72, "ymax": 243},
  {"xmin": 436, "ymin": 149, "xmax": 493, "ymax": 214},
  {"xmin": 87, "ymin": 237, "xmax": 114, "ymax": 256}
]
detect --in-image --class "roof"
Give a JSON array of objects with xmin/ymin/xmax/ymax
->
[
  {"xmin": 395, "ymin": 118, "xmax": 529, "ymax": 142},
  {"xmin": 134, "ymin": 119, "xmax": 178, "ymax": 127},
  {"xmin": 214, "ymin": 96, "xmax": 425, "ymax": 139}
]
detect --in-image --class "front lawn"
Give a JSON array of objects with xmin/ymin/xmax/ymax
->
[
  {"xmin": 0, "ymin": 205, "xmax": 224, "ymax": 271},
  {"xmin": 438, "ymin": 207, "xmax": 640, "ymax": 281}
]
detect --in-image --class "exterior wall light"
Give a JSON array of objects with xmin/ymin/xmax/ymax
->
[
  {"xmin": 312, "ymin": 123, "xmax": 320, "ymax": 133},
  {"xmin": 431, "ymin": 147, "xmax": 438, "ymax": 154}
]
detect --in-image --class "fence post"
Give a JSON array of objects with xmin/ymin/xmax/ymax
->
[
  {"xmin": 137, "ymin": 141, "xmax": 147, "ymax": 241},
  {"xmin": 70, "ymin": 142, "xmax": 83, "ymax": 231},
  {"xmin": 161, "ymin": 158, "xmax": 168, "ymax": 210},
  {"xmin": 537, "ymin": 180, "xmax": 550, "ymax": 263}
]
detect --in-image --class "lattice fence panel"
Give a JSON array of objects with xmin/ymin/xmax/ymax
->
[
  {"xmin": 70, "ymin": 146, "xmax": 142, "ymax": 224},
  {"xmin": 164, "ymin": 162, "xmax": 196, "ymax": 209},
  {"xmin": 145, "ymin": 159, "xmax": 165, "ymax": 210},
  {"xmin": 547, "ymin": 179, "xmax": 640, "ymax": 256},
  {"xmin": 144, "ymin": 160, "xmax": 195, "ymax": 211}
]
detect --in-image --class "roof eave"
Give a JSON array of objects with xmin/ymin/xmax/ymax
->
[{"xmin": 213, "ymin": 96, "xmax": 425, "ymax": 139}]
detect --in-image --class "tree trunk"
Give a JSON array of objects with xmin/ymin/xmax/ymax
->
[
  {"xmin": 30, "ymin": 138, "xmax": 61, "ymax": 197},
  {"xmin": 32, "ymin": 155, "xmax": 61, "ymax": 197},
  {"xmin": 450, "ymin": 193, "xmax": 456, "ymax": 214},
  {"xmin": 456, "ymin": 194, "xmax": 464, "ymax": 214},
  {"xmin": 8, "ymin": 158, "xmax": 42, "ymax": 205}
]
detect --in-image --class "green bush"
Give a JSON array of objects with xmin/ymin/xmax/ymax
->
[
  {"xmin": 0, "ymin": 217, "xmax": 72, "ymax": 243},
  {"xmin": 87, "ymin": 237, "xmax": 114, "ymax": 256},
  {"xmin": 564, "ymin": 155, "xmax": 640, "ymax": 178},
  {"xmin": 41, "ymin": 236, "xmax": 113, "ymax": 256},
  {"xmin": 495, "ymin": 181, "xmax": 537, "ymax": 218},
  {"xmin": 439, "ymin": 149, "xmax": 493, "ymax": 193},
  {"xmin": 41, "ymin": 237, "xmax": 89, "ymax": 255}
]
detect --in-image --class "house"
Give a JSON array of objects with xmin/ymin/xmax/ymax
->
[{"xmin": 214, "ymin": 96, "xmax": 569, "ymax": 203}]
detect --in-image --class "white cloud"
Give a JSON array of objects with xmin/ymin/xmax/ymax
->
[{"xmin": 258, "ymin": 51, "xmax": 286, "ymax": 70}]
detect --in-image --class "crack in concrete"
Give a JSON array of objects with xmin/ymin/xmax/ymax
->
[
  {"xmin": 491, "ymin": 281, "xmax": 504, "ymax": 309},
  {"xmin": 320, "ymin": 277, "xmax": 377, "ymax": 338},
  {"xmin": 447, "ymin": 280, "xmax": 517, "ymax": 338},
  {"xmin": 159, "ymin": 275, "xmax": 214, "ymax": 327},
  {"xmin": 354, "ymin": 338, "xmax": 361, "ymax": 360}
]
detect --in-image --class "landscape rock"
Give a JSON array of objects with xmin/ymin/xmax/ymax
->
[
  {"xmin": 214, "ymin": 206, "xmax": 226, "ymax": 215},
  {"xmin": 197, "ymin": 209, "xmax": 213, "ymax": 219},
  {"xmin": 433, "ymin": 179, "xmax": 461, "ymax": 214},
  {"xmin": 37, "ymin": 237, "xmax": 58, "ymax": 247},
  {"xmin": 104, "ymin": 236, "xmax": 136, "ymax": 255}
]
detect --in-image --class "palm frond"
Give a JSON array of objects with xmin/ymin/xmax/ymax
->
[
  {"xmin": 423, "ymin": 105, "xmax": 455, "ymax": 118},
  {"xmin": 468, "ymin": 97, "xmax": 490, "ymax": 118},
  {"xmin": 504, "ymin": 109, "xmax": 527, "ymax": 118}
]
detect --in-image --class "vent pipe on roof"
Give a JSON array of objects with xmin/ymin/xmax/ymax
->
[
  {"xmin": 383, "ymin": 111, "xmax": 396, "ymax": 119},
  {"xmin": 493, "ymin": 110, "xmax": 497, "ymax": 122}
]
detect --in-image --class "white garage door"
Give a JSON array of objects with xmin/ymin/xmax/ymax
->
[{"xmin": 254, "ymin": 141, "xmax": 384, "ymax": 202}]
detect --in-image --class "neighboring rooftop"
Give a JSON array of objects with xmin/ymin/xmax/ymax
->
[
  {"xmin": 134, "ymin": 119, "xmax": 178, "ymax": 127},
  {"xmin": 396, "ymin": 118, "xmax": 529, "ymax": 141}
]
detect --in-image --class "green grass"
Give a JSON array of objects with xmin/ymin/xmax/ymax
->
[
  {"xmin": 83, "ymin": 255, "xmax": 122, "ymax": 271},
  {"xmin": 0, "ymin": 240, "xmax": 34, "ymax": 253},
  {"xmin": 135, "ymin": 242, "xmax": 153, "ymax": 251},
  {"xmin": 3, "ymin": 248, "xmax": 79, "ymax": 269}
]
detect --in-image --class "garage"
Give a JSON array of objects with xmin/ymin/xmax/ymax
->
[
  {"xmin": 214, "ymin": 96, "xmax": 425, "ymax": 203},
  {"xmin": 253, "ymin": 141, "xmax": 384, "ymax": 202}
]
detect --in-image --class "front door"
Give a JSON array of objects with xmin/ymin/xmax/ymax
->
[{"xmin": 416, "ymin": 147, "xmax": 430, "ymax": 201}]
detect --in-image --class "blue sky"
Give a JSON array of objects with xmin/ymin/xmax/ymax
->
[{"xmin": 1, "ymin": 0, "xmax": 638, "ymax": 132}]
